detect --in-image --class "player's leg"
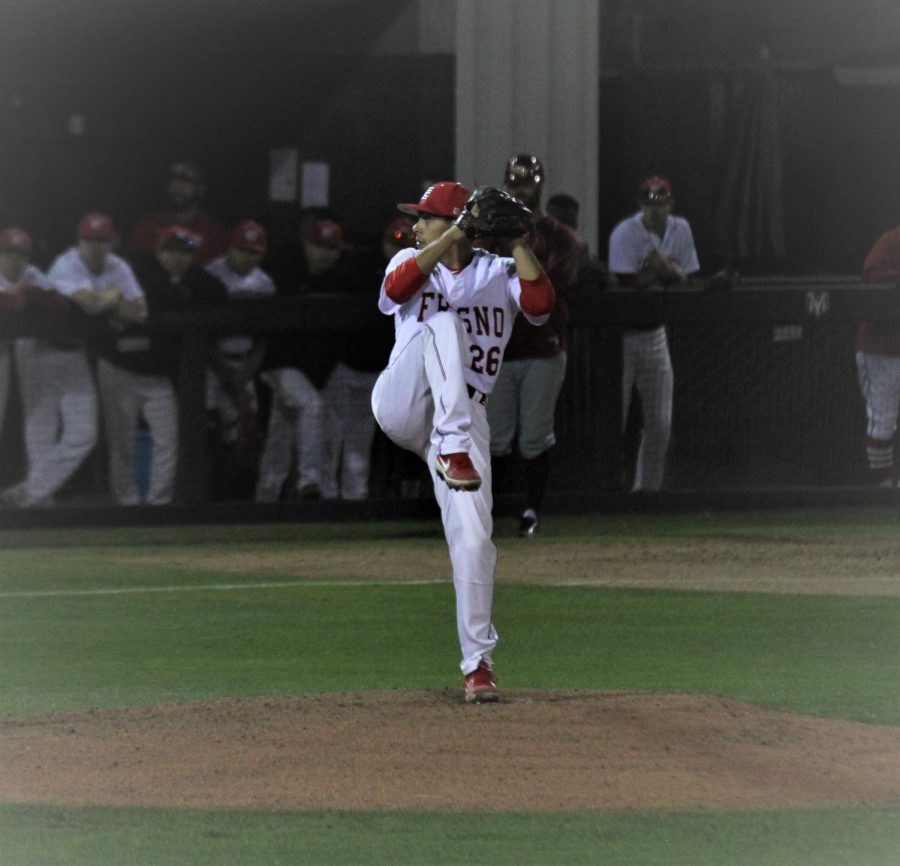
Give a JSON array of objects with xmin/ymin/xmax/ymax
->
[
  {"xmin": 856, "ymin": 351, "xmax": 900, "ymax": 486},
  {"xmin": 142, "ymin": 374, "xmax": 178, "ymax": 505},
  {"xmin": 97, "ymin": 359, "xmax": 142, "ymax": 505},
  {"xmin": 277, "ymin": 367, "xmax": 324, "ymax": 497},
  {"xmin": 430, "ymin": 405, "xmax": 498, "ymax": 682},
  {"xmin": 632, "ymin": 328, "xmax": 673, "ymax": 492},
  {"xmin": 338, "ymin": 366, "xmax": 378, "ymax": 500},
  {"xmin": 516, "ymin": 352, "xmax": 566, "ymax": 534},
  {"xmin": 26, "ymin": 349, "xmax": 98, "ymax": 504},
  {"xmin": 255, "ymin": 370, "xmax": 295, "ymax": 502},
  {"xmin": 0, "ymin": 347, "xmax": 9, "ymax": 445}
]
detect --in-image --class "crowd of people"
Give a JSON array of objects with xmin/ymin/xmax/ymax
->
[
  {"xmin": 0, "ymin": 154, "xmax": 896, "ymax": 518},
  {"xmin": 0, "ymin": 160, "xmax": 421, "ymax": 508}
]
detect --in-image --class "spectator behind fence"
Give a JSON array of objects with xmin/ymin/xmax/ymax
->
[
  {"xmin": 127, "ymin": 162, "xmax": 229, "ymax": 267},
  {"xmin": 608, "ymin": 176, "xmax": 699, "ymax": 492},
  {"xmin": 856, "ymin": 224, "xmax": 900, "ymax": 487},
  {"xmin": 204, "ymin": 220, "xmax": 275, "ymax": 499},
  {"xmin": 480, "ymin": 154, "xmax": 581, "ymax": 537},
  {"xmin": 255, "ymin": 219, "xmax": 357, "ymax": 503},
  {"xmin": 5, "ymin": 214, "xmax": 141, "ymax": 506},
  {"xmin": 98, "ymin": 225, "xmax": 226, "ymax": 504},
  {"xmin": 546, "ymin": 192, "xmax": 611, "ymax": 292}
]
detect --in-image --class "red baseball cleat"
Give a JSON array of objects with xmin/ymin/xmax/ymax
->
[
  {"xmin": 464, "ymin": 660, "xmax": 499, "ymax": 703},
  {"xmin": 435, "ymin": 452, "xmax": 482, "ymax": 491}
]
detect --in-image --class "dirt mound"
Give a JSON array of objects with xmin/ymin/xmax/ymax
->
[{"xmin": 3, "ymin": 691, "xmax": 899, "ymax": 812}]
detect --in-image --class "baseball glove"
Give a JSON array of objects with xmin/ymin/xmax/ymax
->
[{"xmin": 455, "ymin": 186, "xmax": 534, "ymax": 239}]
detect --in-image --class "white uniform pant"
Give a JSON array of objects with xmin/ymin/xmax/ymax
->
[
  {"xmin": 856, "ymin": 350, "xmax": 900, "ymax": 481},
  {"xmin": 623, "ymin": 326, "xmax": 673, "ymax": 492},
  {"xmin": 13, "ymin": 339, "xmax": 98, "ymax": 503},
  {"xmin": 371, "ymin": 312, "xmax": 497, "ymax": 674},
  {"xmin": 321, "ymin": 361, "xmax": 378, "ymax": 500},
  {"xmin": 0, "ymin": 345, "xmax": 10, "ymax": 446},
  {"xmin": 97, "ymin": 358, "xmax": 177, "ymax": 505},
  {"xmin": 255, "ymin": 367, "xmax": 324, "ymax": 501},
  {"xmin": 488, "ymin": 352, "xmax": 566, "ymax": 459},
  {"xmin": 206, "ymin": 361, "xmax": 257, "ymax": 445}
]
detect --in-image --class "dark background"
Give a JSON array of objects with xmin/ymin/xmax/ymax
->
[{"xmin": 1, "ymin": 0, "xmax": 898, "ymax": 273}]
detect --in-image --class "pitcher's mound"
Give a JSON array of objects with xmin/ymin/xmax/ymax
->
[{"xmin": 3, "ymin": 690, "xmax": 899, "ymax": 811}]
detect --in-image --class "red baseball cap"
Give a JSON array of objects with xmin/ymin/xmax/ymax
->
[
  {"xmin": 157, "ymin": 224, "xmax": 201, "ymax": 251},
  {"xmin": 0, "ymin": 227, "xmax": 33, "ymax": 254},
  {"xmin": 397, "ymin": 182, "xmax": 471, "ymax": 218},
  {"xmin": 77, "ymin": 212, "xmax": 116, "ymax": 241},
  {"xmin": 230, "ymin": 220, "xmax": 267, "ymax": 254},
  {"xmin": 383, "ymin": 217, "xmax": 415, "ymax": 247},
  {"xmin": 307, "ymin": 219, "xmax": 344, "ymax": 249},
  {"xmin": 639, "ymin": 176, "xmax": 674, "ymax": 204}
]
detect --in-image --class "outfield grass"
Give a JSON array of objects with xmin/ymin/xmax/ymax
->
[{"xmin": 1, "ymin": 510, "xmax": 898, "ymax": 865}]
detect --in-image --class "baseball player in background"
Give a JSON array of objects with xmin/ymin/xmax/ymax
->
[
  {"xmin": 856, "ymin": 224, "xmax": 900, "ymax": 487},
  {"xmin": 6, "ymin": 214, "xmax": 143, "ymax": 506},
  {"xmin": 608, "ymin": 176, "xmax": 699, "ymax": 492},
  {"xmin": 371, "ymin": 181, "xmax": 554, "ymax": 702},
  {"xmin": 482, "ymin": 154, "xmax": 581, "ymax": 537}
]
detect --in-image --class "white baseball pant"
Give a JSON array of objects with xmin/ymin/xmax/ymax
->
[
  {"xmin": 623, "ymin": 326, "xmax": 673, "ymax": 492},
  {"xmin": 321, "ymin": 361, "xmax": 378, "ymax": 500},
  {"xmin": 96, "ymin": 358, "xmax": 177, "ymax": 505},
  {"xmin": 371, "ymin": 312, "xmax": 498, "ymax": 674},
  {"xmin": 255, "ymin": 367, "xmax": 325, "ymax": 501},
  {"xmin": 13, "ymin": 339, "xmax": 98, "ymax": 504}
]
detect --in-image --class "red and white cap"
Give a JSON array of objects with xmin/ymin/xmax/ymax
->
[
  {"xmin": 230, "ymin": 220, "xmax": 267, "ymax": 254},
  {"xmin": 639, "ymin": 176, "xmax": 674, "ymax": 204},
  {"xmin": 307, "ymin": 219, "xmax": 344, "ymax": 249},
  {"xmin": 77, "ymin": 212, "xmax": 116, "ymax": 241},
  {"xmin": 0, "ymin": 227, "xmax": 33, "ymax": 254},
  {"xmin": 397, "ymin": 182, "xmax": 471, "ymax": 218}
]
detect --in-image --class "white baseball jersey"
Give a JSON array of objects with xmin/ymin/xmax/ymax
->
[
  {"xmin": 380, "ymin": 247, "xmax": 549, "ymax": 396},
  {"xmin": 608, "ymin": 212, "xmax": 700, "ymax": 281},
  {"xmin": 205, "ymin": 257, "xmax": 276, "ymax": 355},
  {"xmin": 47, "ymin": 247, "xmax": 144, "ymax": 299}
]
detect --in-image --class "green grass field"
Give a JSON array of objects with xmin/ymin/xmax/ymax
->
[{"xmin": 1, "ymin": 507, "xmax": 898, "ymax": 865}]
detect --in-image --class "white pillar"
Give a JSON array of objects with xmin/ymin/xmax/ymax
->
[{"xmin": 455, "ymin": 0, "xmax": 600, "ymax": 252}]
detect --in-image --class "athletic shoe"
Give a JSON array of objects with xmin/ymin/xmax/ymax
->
[
  {"xmin": 297, "ymin": 483, "xmax": 322, "ymax": 501},
  {"xmin": 464, "ymin": 660, "xmax": 499, "ymax": 703},
  {"xmin": 435, "ymin": 453, "xmax": 482, "ymax": 491},
  {"xmin": 518, "ymin": 511, "xmax": 539, "ymax": 538}
]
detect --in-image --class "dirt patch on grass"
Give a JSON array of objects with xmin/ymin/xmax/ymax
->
[
  {"xmin": 112, "ymin": 534, "xmax": 900, "ymax": 596},
  {"xmin": 2, "ymin": 691, "xmax": 899, "ymax": 812}
]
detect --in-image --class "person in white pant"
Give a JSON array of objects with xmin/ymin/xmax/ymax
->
[
  {"xmin": 608, "ymin": 176, "xmax": 699, "ymax": 492},
  {"xmin": 370, "ymin": 182, "xmax": 554, "ymax": 703},
  {"xmin": 3, "ymin": 214, "xmax": 143, "ymax": 506},
  {"xmin": 52, "ymin": 214, "xmax": 147, "ymax": 503}
]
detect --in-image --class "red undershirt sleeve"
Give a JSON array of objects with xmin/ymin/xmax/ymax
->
[
  {"xmin": 383, "ymin": 256, "xmax": 429, "ymax": 304},
  {"xmin": 518, "ymin": 270, "xmax": 555, "ymax": 316}
]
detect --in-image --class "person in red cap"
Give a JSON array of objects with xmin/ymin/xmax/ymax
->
[
  {"xmin": 255, "ymin": 217, "xmax": 356, "ymax": 503},
  {"xmin": 855, "ymin": 223, "xmax": 900, "ymax": 487},
  {"xmin": 370, "ymin": 180, "xmax": 555, "ymax": 703},
  {"xmin": 127, "ymin": 161, "xmax": 228, "ymax": 266},
  {"xmin": 3, "ymin": 214, "xmax": 146, "ymax": 506},
  {"xmin": 203, "ymin": 220, "xmax": 276, "ymax": 498},
  {"xmin": 608, "ymin": 175, "xmax": 700, "ymax": 492},
  {"xmin": 96, "ymin": 225, "xmax": 229, "ymax": 504},
  {"xmin": 479, "ymin": 154, "xmax": 582, "ymax": 539}
]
